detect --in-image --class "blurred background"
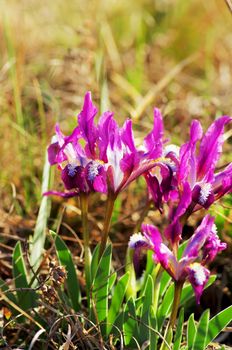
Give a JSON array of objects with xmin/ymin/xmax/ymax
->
[
  {"xmin": 0, "ymin": 0, "xmax": 231, "ymax": 214},
  {"xmin": 0, "ymin": 0, "xmax": 232, "ymax": 345}
]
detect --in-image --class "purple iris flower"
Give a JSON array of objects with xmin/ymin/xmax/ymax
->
[
  {"xmin": 129, "ymin": 214, "xmax": 227, "ymax": 304},
  {"xmin": 45, "ymin": 92, "xmax": 164, "ymax": 198},
  {"xmin": 144, "ymin": 144, "xmax": 180, "ymax": 213},
  {"xmin": 178, "ymin": 116, "xmax": 232, "ymax": 210},
  {"xmin": 157, "ymin": 116, "xmax": 231, "ymax": 245}
]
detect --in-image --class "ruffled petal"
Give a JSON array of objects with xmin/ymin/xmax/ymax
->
[
  {"xmin": 183, "ymin": 215, "xmax": 214, "ymax": 259},
  {"xmin": 98, "ymin": 111, "xmax": 115, "ymax": 162},
  {"xmin": 213, "ymin": 163, "xmax": 232, "ymax": 199},
  {"xmin": 202, "ymin": 224, "xmax": 227, "ymax": 263},
  {"xmin": 144, "ymin": 108, "xmax": 164, "ymax": 159},
  {"xmin": 121, "ymin": 119, "xmax": 137, "ymax": 153},
  {"xmin": 197, "ymin": 116, "xmax": 231, "ymax": 182},
  {"xmin": 78, "ymin": 91, "xmax": 98, "ymax": 157},
  {"xmin": 178, "ymin": 120, "xmax": 202, "ymax": 185}
]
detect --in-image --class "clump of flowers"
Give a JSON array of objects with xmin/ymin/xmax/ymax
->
[
  {"xmin": 46, "ymin": 91, "xmax": 163, "ymax": 198},
  {"xmin": 46, "ymin": 92, "xmax": 231, "ymax": 342},
  {"xmin": 129, "ymin": 215, "xmax": 226, "ymax": 304}
]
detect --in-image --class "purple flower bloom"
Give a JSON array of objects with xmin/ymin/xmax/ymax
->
[
  {"xmin": 177, "ymin": 116, "xmax": 232, "ymax": 210},
  {"xmin": 45, "ymin": 92, "xmax": 164, "ymax": 198},
  {"xmin": 129, "ymin": 215, "xmax": 226, "ymax": 304},
  {"xmin": 186, "ymin": 263, "xmax": 210, "ymax": 304},
  {"xmin": 202, "ymin": 224, "xmax": 227, "ymax": 263},
  {"xmin": 144, "ymin": 143, "xmax": 180, "ymax": 213},
  {"xmin": 155, "ymin": 116, "xmax": 232, "ymax": 245}
]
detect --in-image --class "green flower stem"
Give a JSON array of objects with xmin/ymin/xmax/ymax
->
[
  {"xmin": 99, "ymin": 192, "xmax": 117, "ymax": 261},
  {"xmin": 160, "ymin": 280, "xmax": 184, "ymax": 350},
  {"xmin": 80, "ymin": 193, "xmax": 91, "ymax": 293},
  {"xmin": 169, "ymin": 280, "xmax": 184, "ymax": 328}
]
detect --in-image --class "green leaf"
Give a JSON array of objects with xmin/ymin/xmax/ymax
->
[
  {"xmin": 193, "ymin": 309, "xmax": 210, "ymax": 350},
  {"xmin": 139, "ymin": 275, "xmax": 154, "ymax": 343},
  {"xmin": 100, "ymin": 79, "xmax": 110, "ymax": 114},
  {"xmin": 108, "ymin": 272, "xmax": 117, "ymax": 292},
  {"xmin": 123, "ymin": 297, "xmax": 139, "ymax": 346},
  {"xmin": 135, "ymin": 295, "xmax": 144, "ymax": 313},
  {"xmin": 53, "ymin": 232, "xmax": 80, "ymax": 311},
  {"xmin": 90, "ymin": 243, "xmax": 100, "ymax": 282},
  {"xmin": 159, "ymin": 270, "xmax": 171, "ymax": 298},
  {"xmin": 30, "ymin": 152, "xmax": 52, "ymax": 273},
  {"xmin": 107, "ymin": 272, "xmax": 130, "ymax": 335},
  {"xmin": 92, "ymin": 244, "xmax": 112, "ymax": 336},
  {"xmin": 205, "ymin": 305, "xmax": 232, "ymax": 348},
  {"xmin": 112, "ymin": 311, "xmax": 124, "ymax": 338},
  {"xmin": 13, "ymin": 242, "xmax": 33, "ymax": 310},
  {"xmin": 157, "ymin": 283, "xmax": 174, "ymax": 330},
  {"xmin": 140, "ymin": 251, "xmax": 155, "ymax": 297},
  {"xmin": 173, "ymin": 307, "xmax": 184, "ymax": 350},
  {"xmin": 149, "ymin": 306, "xmax": 158, "ymax": 350},
  {"xmin": 187, "ymin": 314, "xmax": 197, "ymax": 349},
  {"xmin": 126, "ymin": 248, "xmax": 137, "ymax": 300}
]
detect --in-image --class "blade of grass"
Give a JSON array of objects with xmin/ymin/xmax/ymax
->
[
  {"xmin": 13, "ymin": 242, "xmax": 33, "ymax": 310},
  {"xmin": 187, "ymin": 314, "xmax": 197, "ymax": 349},
  {"xmin": 3, "ymin": 16, "xmax": 24, "ymax": 128},
  {"xmin": 132, "ymin": 53, "xmax": 199, "ymax": 120},
  {"xmin": 30, "ymin": 151, "xmax": 52, "ymax": 273},
  {"xmin": 101, "ymin": 20, "xmax": 123, "ymax": 72},
  {"xmin": 100, "ymin": 79, "xmax": 110, "ymax": 114},
  {"xmin": 51, "ymin": 231, "xmax": 81, "ymax": 311},
  {"xmin": 149, "ymin": 306, "xmax": 158, "ymax": 350},
  {"xmin": 111, "ymin": 72, "xmax": 142, "ymax": 103},
  {"xmin": 92, "ymin": 244, "xmax": 112, "ymax": 336},
  {"xmin": 173, "ymin": 307, "xmax": 184, "ymax": 350},
  {"xmin": 205, "ymin": 305, "xmax": 232, "ymax": 348},
  {"xmin": 192, "ymin": 309, "xmax": 210, "ymax": 350},
  {"xmin": 139, "ymin": 275, "xmax": 154, "ymax": 344},
  {"xmin": 107, "ymin": 272, "xmax": 130, "ymax": 335},
  {"xmin": 123, "ymin": 297, "xmax": 139, "ymax": 346},
  {"xmin": 91, "ymin": 243, "xmax": 100, "ymax": 282}
]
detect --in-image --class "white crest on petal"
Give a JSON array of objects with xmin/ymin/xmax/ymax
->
[
  {"xmin": 163, "ymin": 144, "xmax": 180, "ymax": 157},
  {"xmin": 129, "ymin": 233, "xmax": 147, "ymax": 248},
  {"xmin": 199, "ymin": 182, "xmax": 212, "ymax": 205},
  {"xmin": 190, "ymin": 263, "xmax": 206, "ymax": 285},
  {"xmin": 211, "ymin": 223, "xmax": 218, "ymax": 235},
  {"xmin": 88, "ymin": 162, "xmax": 99, "ymax": 181}
]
